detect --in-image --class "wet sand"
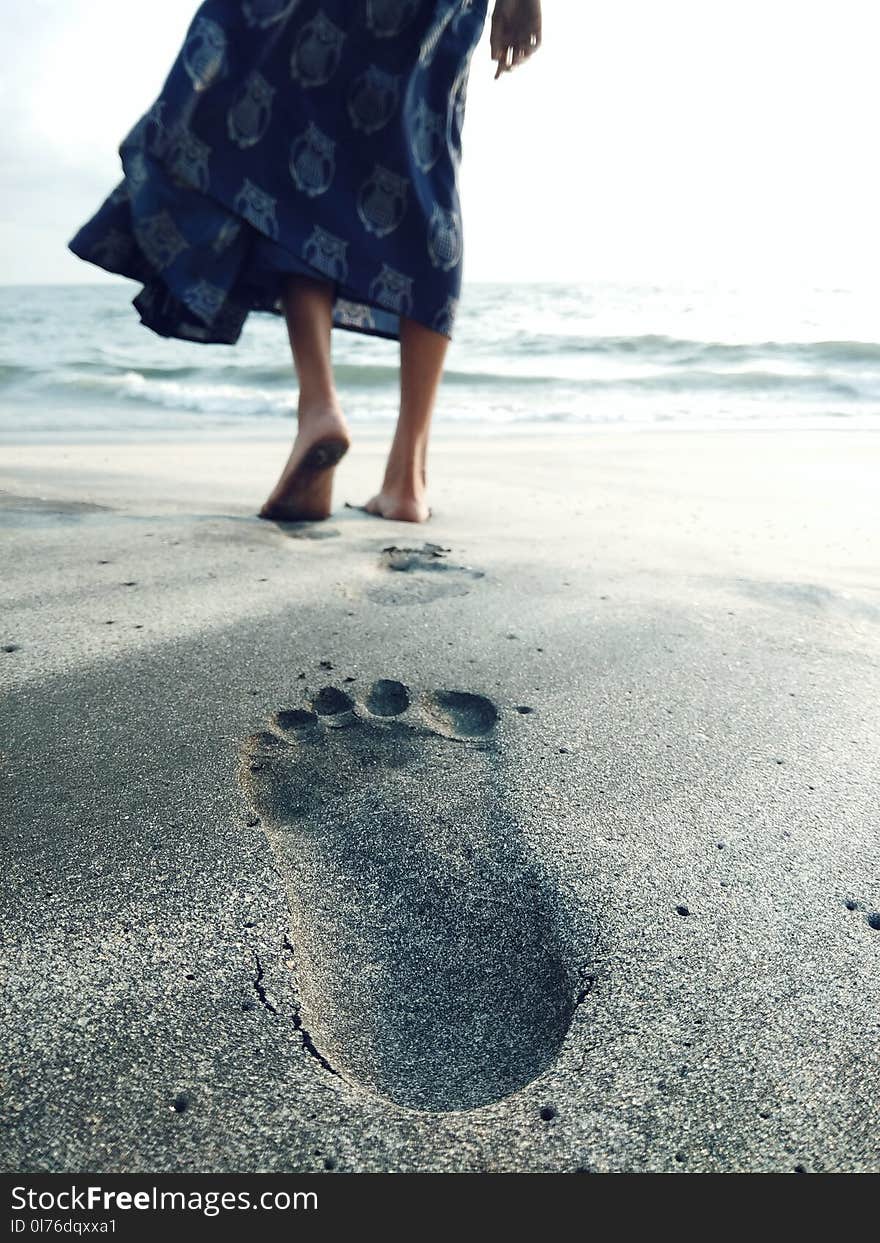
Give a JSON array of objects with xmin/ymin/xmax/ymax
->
[{"xmin": 2, "ymin": 426, "xmax": 879, "ymax": 1172}]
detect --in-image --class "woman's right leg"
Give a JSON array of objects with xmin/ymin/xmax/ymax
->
[
  {"xmin": 259, "ymin": 274, "xmax": 350, "ymax": 522},
  {"xmin": 363, "ymin": 315, "xmax": 449, "ymax": 523}
]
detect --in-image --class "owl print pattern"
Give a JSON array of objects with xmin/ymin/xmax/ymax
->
[{"xmin": 69, "ymin": 0, "xmax": 487, "ymax": 344}]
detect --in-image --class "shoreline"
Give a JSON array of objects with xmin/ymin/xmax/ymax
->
[{"xmin": 2, "ymin": 417, "xmax": 879, "ymax": 448}]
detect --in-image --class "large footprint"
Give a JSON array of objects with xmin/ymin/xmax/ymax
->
[{"xmin": 240, "ymin": 680, "xmax": 575, "ymax": 1112}]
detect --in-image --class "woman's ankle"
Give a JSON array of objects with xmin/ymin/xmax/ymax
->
[
  {"xmin": 296, "ymin": 391, "xmax": 347, "ymax": 436},
  {"xmin": 381, "ymin": 452, "xmax": 427, "ymax": 495},
  {"xmin": 381, "ymin": 477, "xmax": 426, "ymax": 505},
  {"xmin": 365, "ymin": 488, "xmax": 430, "ymax": 523}
]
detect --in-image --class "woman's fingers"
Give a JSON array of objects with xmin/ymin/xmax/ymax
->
[
  {"xmin": 493, "ymin": 42, "xmax": 513, "ymax": 77},
  {"xmin": 493, "ymin": 41, "xmax": 537, "ymax": 77},
  {"xmin": 489, "ymin": 14, "xmax": 511, "ymax": 61},
  {"xmin": 490, "ymin": 12, "xmax": 542, "ymax": 78}
]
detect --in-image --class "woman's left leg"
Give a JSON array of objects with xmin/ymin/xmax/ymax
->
[{"xmin": 260, "ymin": 274, "xmax": 350, "ymax": 522}]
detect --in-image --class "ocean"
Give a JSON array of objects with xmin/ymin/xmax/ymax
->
[{"xmin": 1, "ymin": 280, "xmax": 878, "ymax": 441}]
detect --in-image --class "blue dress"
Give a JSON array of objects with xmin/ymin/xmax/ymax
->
[{"xmin": 68, "ymin": 0, "xmax": 488, "ymax": 344}]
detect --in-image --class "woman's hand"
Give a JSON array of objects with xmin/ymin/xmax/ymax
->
[{"xmin": 490, "ymin": 0, "xmax": 542, "ymax": 79}]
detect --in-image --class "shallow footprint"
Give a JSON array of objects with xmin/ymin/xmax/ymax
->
[
  {"xmin": 0, "ymin": 491, "xmax": 112, "ymax": 529},
  {"xmin": 366, "ymin": 544, "xmax": 484, "ymax": 606},
  {"xmin": 273, "ymin": 522, "xmax": 341, "ymax": 541},
  {"xmin": 240, "ymin": 680, "xmax": 574, "ymax": 1112}
]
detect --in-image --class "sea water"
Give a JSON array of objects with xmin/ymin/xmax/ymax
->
[{"xmin": 1, "ymin": 280, "xmax": 878, "ymax": 441}]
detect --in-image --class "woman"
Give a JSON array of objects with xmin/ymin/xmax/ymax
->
[{"xmin": 69, "ymin": 0, "xmax": 541, "ymax": 523}]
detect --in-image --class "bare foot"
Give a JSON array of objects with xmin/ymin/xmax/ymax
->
[
  {"xmin": 363, "ymin": 489, "xmax": 431, "ymax": 524},
  {"xmin": 259, "ymin": 403, "xmax": 350, "ymax": 522}
]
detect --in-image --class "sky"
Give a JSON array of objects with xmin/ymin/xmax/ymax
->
[{"xmin": 1, "ymin": 0, "xmax": 879, "ymax": 286}]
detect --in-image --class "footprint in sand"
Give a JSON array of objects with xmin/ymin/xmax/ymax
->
[
  {"xmin": 273, "ymin": 521, "xmax": 341, "ymax": 541},
  {"xmin": 365, "ymin": 543, "xmax": 484, "ymax": 606},
  {"xmin": 0, "ymin": 491, "xmax": 111, "ymax": 528},
  {"xmin": 240, "ymin": 680, "xmax": 574, "ymax": 1112}
]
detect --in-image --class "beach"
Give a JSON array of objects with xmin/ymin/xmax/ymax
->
[{"xmin": 2, "ymin": 425, "xmax": 879, "ymax": 1172}]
